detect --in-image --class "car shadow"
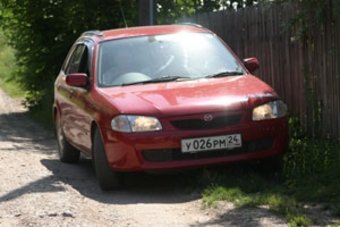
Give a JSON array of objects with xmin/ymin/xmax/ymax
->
[
  {"xmin": 0, "ymin": 110, "xmax": 199, "ymax": 205},
  {"xmin": 40, "ymin": 158, "xmax": 203, "ymax": 205}
]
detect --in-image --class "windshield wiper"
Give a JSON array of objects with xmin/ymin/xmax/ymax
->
[
  {"xmin": 121, "ymin": 76, "xmax": 191, "ymax": 86},
  {"xmin": 205, "ymin": 71, "xmax": 245, "ymax": 78},
  {"xmin": 146, "ymin": 75, "xmax": 191, "ymax": 82}
]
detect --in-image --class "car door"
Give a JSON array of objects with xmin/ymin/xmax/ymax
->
[{"xmin": 59, "ymin": 40, "xmax": 93, "ymax": 154}]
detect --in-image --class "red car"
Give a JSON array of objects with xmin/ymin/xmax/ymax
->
[{"xmin": 52, "ymin": 24, "xmax": 288, "ymax": 190}]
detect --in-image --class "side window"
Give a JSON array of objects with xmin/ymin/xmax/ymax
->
[{"xmin": 65, "ymin": 44, "xmax": 88, "ymax": 74}]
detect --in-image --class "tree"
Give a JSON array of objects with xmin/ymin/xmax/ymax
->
[
  {"xmin": 0, "ymin": 0, "xmax": 138, "ymax": 110},
  {"xmin": 156, "ymin": 0, "xmax": 258, "ymax": 24}
]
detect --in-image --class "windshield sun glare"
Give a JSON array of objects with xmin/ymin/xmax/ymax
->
[{"xmin": 97, "ymin": 32, "xmax": 245, "ymax": 87}]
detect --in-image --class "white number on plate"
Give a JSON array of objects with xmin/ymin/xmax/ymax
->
[{"xmin": 181, "ymin": 134, "xmax": 242, "ymax": 153}]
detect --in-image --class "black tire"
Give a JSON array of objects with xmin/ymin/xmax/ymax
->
[
  {"xmin": 93, "ymin": 129, "xmax": 122, "ymax": 191},
  {"xmin": 55, "ymin": 113, "xmax": 80, "ymax": 163}
]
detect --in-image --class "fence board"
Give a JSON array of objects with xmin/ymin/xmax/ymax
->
[{"xmin": 192, "ymin": 2, "xmax": 340, "ymax": 139}]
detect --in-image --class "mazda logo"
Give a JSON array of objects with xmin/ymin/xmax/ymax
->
[{"xmin": 203, "ymin": 114, "xmax": 213, "ymax": 122}]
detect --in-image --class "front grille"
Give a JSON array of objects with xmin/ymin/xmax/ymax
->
[
  {"xmin": 142, "ymin": 137, "xmax": 274, "ymax": 162},
  {"xmin": 171, "ymin": 114, "xmax": 242, "ymax": 130}
]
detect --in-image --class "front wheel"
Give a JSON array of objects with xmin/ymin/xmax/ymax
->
[
  {"xmin": 93, "ymin": 129, "xmax": 123, "ymax": 191},
  {"xmin": 55, "ymin": 113, "xmax": 80, "ymax": 163}
]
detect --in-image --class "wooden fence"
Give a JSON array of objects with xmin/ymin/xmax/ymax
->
[{"xmin": 191, "ymin": 2, "xmax": 340, "ymax": 139}]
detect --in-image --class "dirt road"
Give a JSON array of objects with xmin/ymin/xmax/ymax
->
[{"xmin": 0, "ymin": 88, "xmax": 292, "ymax": 227}]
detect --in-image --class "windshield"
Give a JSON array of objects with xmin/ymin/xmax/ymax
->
[{"xmin": 97, "ymin": 32, "xmax": 246, "ymax": 87}]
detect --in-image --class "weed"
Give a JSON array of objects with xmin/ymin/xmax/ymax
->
[{"xmin": 201, "ymin": 117, "xmax": 340, "ymax": 225}]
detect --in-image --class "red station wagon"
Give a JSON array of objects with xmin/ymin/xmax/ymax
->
[{"xmin": 52, "ymin": 24, "xmax": 288, "ymax": 190}]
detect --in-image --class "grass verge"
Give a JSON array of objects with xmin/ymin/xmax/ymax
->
[
  {"xmin": 0, "ymin": 33, "xmax": 25, "ymax": 98},
  {"xmin": 200, "ymin": 136, "xmax": 340, "ymax": 226},
  {"xmin": 0, "ymin": 34, "xmax": 53, "ymax": 131}
]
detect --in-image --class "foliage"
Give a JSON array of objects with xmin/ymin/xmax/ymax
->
[
  {"xmin": 200, "ymin": 166, "xmax": 314, "ymax": 226},
  {"xmin": 277, "ymin": 0, "xmax": 340, "ymax": 41},
  {"xmin": 284, "ymin": 120, "xmax": 340, "ymax": 202},
  {"xmin": 0, "ymin": 31, "xmax": 24, "ymax": 97},
  {"xmin": 201, "ymin": 117, "xmax": 340, "ymax": 225},
  {"xmin": 0, "ymin": 0, "xmax": 139, "ymax": 112},
  {"xmin": 0, "ymin": 0, "xmax": 142, "ymax": 128},
  {"xmin": 157, "ymin": 0, "xmax": 258, "ymax": 24}
]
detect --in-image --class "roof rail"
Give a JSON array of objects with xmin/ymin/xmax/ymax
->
[{"xmin": 82, "ymin": 30, "xmax": 103, "ymax": 37}]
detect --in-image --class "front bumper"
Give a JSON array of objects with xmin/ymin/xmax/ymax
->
[{"xmin": 101, "ymin": 116, "xmax": 288, "ymax": 171}]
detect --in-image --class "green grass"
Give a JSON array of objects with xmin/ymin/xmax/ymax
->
[
  {"xmin": 0, "ymin": 77, "xmax": 25, "ymax": 98},
  {"xmin": 199, "ymin": 117, "xmax": 340, "ymax": 226},
  {"xmin": 0, "ymin": 32, "xmax": 53, "ymax": 130},
  {"xmin": 200, "ymin": 168, "xmax": 310, "ymax": 226},
  {"xmin": 200, "ymin": 135, "xmax": 340, "ymax": 226},
  {"xmin": 0, "ymin": 33, "xmax": 25, "ymax": 98}
]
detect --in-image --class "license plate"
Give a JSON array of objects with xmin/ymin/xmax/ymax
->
[{"xmin": 181, "ymin": 134, "xmax": 242, "ymax": 153}]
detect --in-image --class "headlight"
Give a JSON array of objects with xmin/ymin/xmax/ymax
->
[
  {"xmin": 111, "ymin": 115, "xmax": 162, "ymax": 133},
  {"xmin": 252, "ymin": 100, "xmax": 287, "ymax": 121}
]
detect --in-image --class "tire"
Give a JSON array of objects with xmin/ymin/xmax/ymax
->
[
  {"xmin": 93, "ymin": 129, "xmax": 122, "ymax": 191},
  {"xmin": 55, "ymin": 113, "xmax": 80, "ymax": 163}
]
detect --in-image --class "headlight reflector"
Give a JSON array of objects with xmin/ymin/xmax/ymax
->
[
  {"xmin": 111, "ymin": 115, "xmax": 162, "ymax": 132},
  {"xmin": 252, "ymin": 100, "xmax": 287, "ymax": 121}
]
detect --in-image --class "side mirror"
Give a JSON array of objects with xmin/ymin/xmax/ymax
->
[
  {"xmin": 66, "ymin": 73, "xmax": 88, "ymax": 87},
  {"xmin": 243, "ymin": 58, "xmax": 259, "ymax": 73}
]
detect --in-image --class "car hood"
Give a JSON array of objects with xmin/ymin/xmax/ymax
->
[{"xmin": 97, "ymin": 75, "xmax": 279, "ymax": 116}]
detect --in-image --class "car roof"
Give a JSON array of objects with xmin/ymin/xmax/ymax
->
[{"xmin": 81, "ymin": 24, "xmax": 213, "ymax": 41}]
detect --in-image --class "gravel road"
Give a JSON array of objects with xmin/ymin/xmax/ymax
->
[{"xmin": 0, "ymin": 87, "xmax": 332, "ymax": 227}]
